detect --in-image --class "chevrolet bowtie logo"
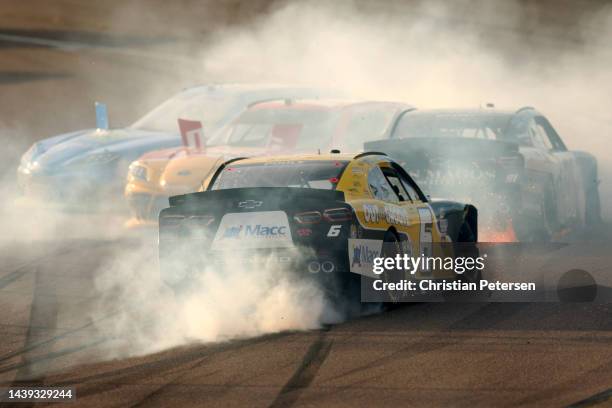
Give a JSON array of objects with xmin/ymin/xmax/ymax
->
[{"xmin": 238, "ymin": 200, "xmax": 263, "ymax": 209}]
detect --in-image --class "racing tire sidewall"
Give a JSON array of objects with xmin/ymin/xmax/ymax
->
[{"xmin": 381, "ymin": 230, "xmax": 403, "ymax": 304}]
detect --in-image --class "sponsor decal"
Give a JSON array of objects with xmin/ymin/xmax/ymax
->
[
  {"xmin": 410, "ymin": 165, "xmax": 495, "ymax": 186},
  {"xmin": 213, "ymin": 211, "xmax": 293, "ymax": 249},
  {"xmin": 327, "ymin": 225, "xmax": 342, "ymax": 237},
  {"xmin": 383, "ymin": 205, "xmax": 410, "ymax": 226},
  {"xmin": 223, "ymin": 224, "xmax": 287, "ymax": 239},
  {"xmin": 363, "ymin": 204, "xmax": 381, "ymax": 223},
  {"xmin": 418, "ymin": 207, "xmax": 434, "ymax": 275},
  {"xmin": 505, "ymin": 173, "xmax": 519, "ymax": 183},
  {"xmin": 224, "ymin": 225, "xmax": 243, "ymax": 238},
  {"xmin": 348, "ymin": 238, "xmax": 383, "ymax": 276}
]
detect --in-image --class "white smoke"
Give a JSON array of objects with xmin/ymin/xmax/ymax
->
[
  {"xmin": 195, "ymin": 0, "xmax": 612, "ymax": 217},
  {"xmin": 83, "ymin": 0, "xmax": 612, "ymax": 357},
  {"xmin": 89, "ymin": 240, "xmax": 343, "ymax": 358},
  {"xmin": 2, "ymin": 0, "xmax": 612, "ymax": 367}
]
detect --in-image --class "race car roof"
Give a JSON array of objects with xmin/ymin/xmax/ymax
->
[
  {"xmin": 182, "ymin": 83, "xmax": 318, "ymax": 94},
  {"xmin": 249, "ymin": 99, "xmax": 412, "ymax": 111},
  {"xmin": 226, "ymin": 152, "xmax": 385, "ymax": 166},
  {"xmin": 405, "ymin": 107, "xmax": 539, "ymax": 117}
]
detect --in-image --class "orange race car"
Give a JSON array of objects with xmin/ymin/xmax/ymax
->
[{"xmin": 125, "ymin": 99, "xmax": 414, "ymax": 226}]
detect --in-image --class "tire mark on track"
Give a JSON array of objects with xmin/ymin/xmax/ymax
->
[
  {"xmin": 517, "ymin": 356, "xmax": 612, "ymax": 406},
  {"xmin": 126, "ymin": 357, "xmax": 219, "ymax": 408},
  {"xmin": 0, "ymin": 247, "xmax": 72, "ymax": 290},
  {"xmin": 0, "ymin": 238, "xmax": 122, "ymax": 290},
  {"xmin": 568, "ymin": 388, "xmax": 612, "ymax": 407},
  {"xmin": 0, "ymin": 266, "xmax": 33, "ymax": 290},
  {"xmin": 324, "ymin": 303, "xmax": 530, "ymax": 384},
  {"xmin": 59, "ymin": 331, "xmax": 296, "ymax": 401},
  {"xmin": 0, "ymin": 309, "xmax": 121, "ymax": 367},
  {"xmin": 0, "ymin": 337, "xmax": 108, "ymax": 375},
  {"xmin": 269, "ymin": 329, "xmax": 333, "ymax": 408},
  {"xmin": 2, "ymin": 240, "xmax": 125, "ymax": 384}
]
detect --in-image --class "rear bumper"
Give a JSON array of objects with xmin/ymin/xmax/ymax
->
[{"xmin": 159, "ymin": 244, "xmax": 350, "ymax": 293}]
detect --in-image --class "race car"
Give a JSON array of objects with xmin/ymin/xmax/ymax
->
[
  {"xmin": 126, "ymin": 99, "xmax": 411, "ymax": 224},
  {"xmin": 365, "ymin": 107, "xmax": 600, "ymax": 241},
  {"xmin": 17, "ymin": 83, "xmax": 327, "ymax": 209},
  {"xmin": 158, "ymin": 152, "xmax": 478, "ymax": 305}
]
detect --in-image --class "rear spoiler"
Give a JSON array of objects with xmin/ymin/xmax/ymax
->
[{"xmin": 169, "ymin": 187, "xmax": 345, "ymax": 207}]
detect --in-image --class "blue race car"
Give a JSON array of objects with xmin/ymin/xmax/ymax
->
[{"xmin": 17, "ymin": 84, "xmax": 329, "ymax": 210}]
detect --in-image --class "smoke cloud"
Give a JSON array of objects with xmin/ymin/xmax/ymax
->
[
  {"xmin": 194, "ymin": 0, "xmax": 612, "ymax": 216},
  {"xmin": 89, "ymin": 241, "xmax": 342, "ymax": 358},
  {"xmin": 1, "ymin": 0, "xmax": 611, "ymax": 370}
]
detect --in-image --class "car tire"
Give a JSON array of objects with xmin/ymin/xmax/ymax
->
[
  {"xmin": 456, "ymin": 219, "xmax": 482, "ymax": 285},
  {"xmin": 526, "ymin": 183, "xmax": 558, "ymax": 242},
  {"xmin": 585, "ymin": 184, "xmax": 601, "ymax": 226},
  {"xmin": 381, "ymin": 229, "xmax": 404, "ymax": 304}
]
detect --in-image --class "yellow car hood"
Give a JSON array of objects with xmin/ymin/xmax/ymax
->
[{"xmin": 160, "ymin": 146, "xmax": 267, "ymax": 196}]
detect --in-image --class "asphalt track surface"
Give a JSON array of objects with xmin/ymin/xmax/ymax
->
[
  {"xmin": 0, "ymin": 235, "xmax": 611, "ymax": 408},
  {"xmin": 1, "ymin": 1, "xmax": 612, "ymax": 407}
]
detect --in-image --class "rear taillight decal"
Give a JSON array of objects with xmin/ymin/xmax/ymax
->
[
  {"xmin": 188, "ymin": 215, "xmax": 215, "ymax": 227},
  {"xmin": 294, "ymin": 211, "xmax": 322, "ymax": 224},
  {"xmin": 323, "ymin": 208, "xmax": 352, "ymax": 222}
]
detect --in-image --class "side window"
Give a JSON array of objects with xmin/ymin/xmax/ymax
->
[
  {"xmin": 367, "ymin": 166, "xmax": 398, "ymax": 203},
  {"xmin": 400, "ymin": 178, "xmax": 420, "ymax": 202},
  {"xmin": 393, "ymin": 163, "xmax": 425, "ymax": 202},
  {"xmin": 508, "ymin": 116, "xmax": 533, "ymax": 147},
  {"xmin": 535, "ymin": 123, "xmax": 554, "ymax": 150},
  {"xmin": 382, "ymin": 168, "xmax": 411, "ymax": 202},
  {"xmin": 527, "ymin": 120, "xmax": 541, "ymax": 148},
  {"xmin": 528, "ymin": 119, "xmax": 553, "ymax": 150},
  {"xmin": 535, "ymin": 116, "xmax": 566, "ymax": 151}
]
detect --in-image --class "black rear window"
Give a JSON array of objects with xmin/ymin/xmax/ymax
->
[{"xmin": 210, "ymin": 160, "xmax": 349, "ymax": 190}]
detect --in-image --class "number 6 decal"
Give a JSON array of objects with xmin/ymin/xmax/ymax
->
[{"xmin": 327, "ymin": 225, "xmax": 342, "ymax": 237}]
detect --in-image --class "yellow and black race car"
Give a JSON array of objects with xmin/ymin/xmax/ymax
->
[{"xmin": 158, "ymin": 152, "xmax": 478, "ymax": 304}]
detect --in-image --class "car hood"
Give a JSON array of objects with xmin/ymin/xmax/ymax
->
[
  {"xmin": 159, "ymin": 146, "xmax": 267, "ymax": 195},
  {"xmin": 138, "ymin": 146, "xmax": 186, "ymax": 161},
  {"xmin": 31, "ymin": 128, "xmax": 181, "ymax": 171}
]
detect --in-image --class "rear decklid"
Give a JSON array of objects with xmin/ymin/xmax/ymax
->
[
  {"xmin": 160, "ymin": 187, "xmax": 349, "ymax": 251},
  {"xmin": 365, "ymin": 137, "xmax": 522, "ymax": 196}
]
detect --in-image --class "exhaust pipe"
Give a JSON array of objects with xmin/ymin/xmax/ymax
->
[
  {"xmin": 307, "ymin": 261, "xmax": 321, "ymax": 273},
  {"xmin": 321, "ymin": 261, "xmax": 335, "ymax": 273}
]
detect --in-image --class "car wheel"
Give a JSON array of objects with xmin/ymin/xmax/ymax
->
[
  {"xmin": 381, "ymin": 230, "xmax": 404, "ymax": 304},
  {"xmin": 456, "ymin": 219, "xmax": 481, "ymax": 285},
  {"xmin": 525, "ymin": 184, "xmax": 558, "ymax": 242},
  {"xmin": 585, "ymin": 184, "xmax": 601, "ymax": 226}
]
